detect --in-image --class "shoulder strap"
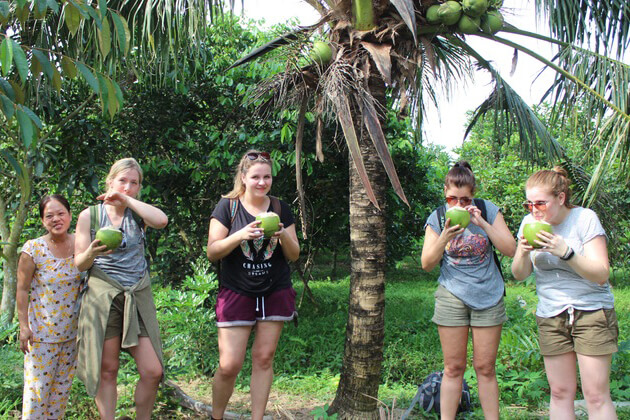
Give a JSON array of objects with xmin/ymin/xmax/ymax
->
[
  {"xmin": 473, "ymin": 198, "xmax": 487, "ymax": 221},
  {"xmin": 229, "ymin": 198, "xmax": 239, "ymax": 228},
  {"xmin": 89, "ymin": 204, "xmax": 101, "ymax": 237},
  {"xmin": 131, "ymin": 210, "xmax": 145, "ymax": 231},
  {"xmin": 437, "ymin": 205, "xmax": 446, "ymax": 232},
  {"xmin": 269, "ymin": 196, "xmax": 281, "ymax": 218},
  {"xmin": 436, "ymin": 205, "xmax": 446, "ymax": 267}
]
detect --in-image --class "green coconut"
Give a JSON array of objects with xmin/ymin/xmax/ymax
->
[
  {"xmin": 426, "ymin": 5, "xmax": 442, "ymax": 24},
  {"xmin": 95, "ymin": 227, "xmax": 123, "ymax": 251},
  {"xmin": 256, "ymin": 212, "xmax": 281, "ymax": 238},
  {"xmin": 523, "ymin": 221, "xmax": 553, "ymax": 248},
  {"xmin": 458, "ymin": 15, "xmax": 481, "ymax": 34},
  {"xmin": 437, "ymin": 1, "xmax": 462, "ymax": 26},
  {"xmin": 445, "ymin": 206, "xmax": 471, "ymax": 229},
  {"xmin": 462, "ymin": 0, "xmax": 489, "ymax": 18},
  {"xmin": 480, "ymin": 10, "xmax": 504, "ymax": 34},
  {"xmin": 310, "ymin": 41, "xmax": 333, "ymax": 65}
]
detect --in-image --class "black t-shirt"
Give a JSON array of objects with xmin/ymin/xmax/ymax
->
[{"xmin": 211, "ymin": 197, "xmax": 295, "ymax": 297}]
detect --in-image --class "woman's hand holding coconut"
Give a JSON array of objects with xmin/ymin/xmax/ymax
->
[
  {"xmin": 85, "ymin": 238, "xmax": 112, "ymax": 259},
  {"xmin": 237, "ymin": 220, "xmax": 265, "ymax": 241},
  {"xmin": 439, "ymin": 218, "xmax": 465, "ymax": 243}
]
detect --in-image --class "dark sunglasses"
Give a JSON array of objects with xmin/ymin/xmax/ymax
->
[
  {"xmin": 446, "ymin": 196, "xmax": 472, "ymax": 207},
  {"xmin": 522, "ymin": 200, "xmax": 549, "ymax": 212},
  {"xmin": 246, "ymin": 152, "xmax": 271, "ymax": 161}
]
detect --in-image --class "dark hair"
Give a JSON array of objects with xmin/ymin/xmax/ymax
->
[
  {"xmin": 39, "ymin": 194, "xmax": 71, "ymax": 218},
  {"xmin": 525, "ymin": 166, "xmax": 574, "ymax": 208},
  {"xmin": 444, "ymin": 161, "xmax": 476, "ymax": 192}
]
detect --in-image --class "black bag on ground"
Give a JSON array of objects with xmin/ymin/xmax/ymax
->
[{"xmin": 401, "ymin": 371, "xmax": 472, "ymax": 419}]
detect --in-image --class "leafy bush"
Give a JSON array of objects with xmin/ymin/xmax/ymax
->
[{"xmin": 156, "ymin": 257, "xmax": 219, "ymax": 377}]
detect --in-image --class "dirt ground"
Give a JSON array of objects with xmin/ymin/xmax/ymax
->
[{"xmin": 172, "ymin": 379, "xmax": 333, "ymax": 419}]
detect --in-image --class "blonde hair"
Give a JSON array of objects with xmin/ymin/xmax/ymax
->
[
  {"xmin": 526, "ymin": 166, "xmax": 574, "ymax": 208},
  {"xmin": 106, "ymin": 158, "xmax": 143, "ymax": 191},
  {"xmin": 223, "ymin": 150, "xmax": 273, "ymax": 199}
]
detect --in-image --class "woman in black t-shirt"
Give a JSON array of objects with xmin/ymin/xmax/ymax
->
[{"xmin": 207, "ymin": 150, "xmax": 300, "ymax": 420}]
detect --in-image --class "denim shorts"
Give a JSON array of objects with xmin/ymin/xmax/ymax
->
[
  {"xmin": 536, "ymin": 308, "xmax": 618, "ymax": 356},
  {"xmin": 215, "ymin": 287, "xmax": 297, "ymax": 327},
  {"xmin": 432, "ymin": 284, "xmax": 507, "ymax": 327}
]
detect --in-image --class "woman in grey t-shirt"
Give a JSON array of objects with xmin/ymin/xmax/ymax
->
[
  {"xmin": 512, "ymin": 167, "xmax": 618, "ymax": 419},
  {"xmin": 421, "ymin": 161, "xmax": 516, "ymax": 420}
]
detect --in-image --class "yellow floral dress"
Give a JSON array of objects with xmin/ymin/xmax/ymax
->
[{"xmin": 21, "ymin": 237, "xmax": 81, "ymax": 420}]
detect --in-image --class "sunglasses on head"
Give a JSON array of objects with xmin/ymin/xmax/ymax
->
[
  {"xmin": 446, "ymin": 196, "xmax": 472, "ymax": 207},
  {"xmin": 246, "ymin": 152, "xmax": 271, "ymax": 161},
  {"xmin": 522, "ymin": 200, "xmax": 549, "ymax": 212}
]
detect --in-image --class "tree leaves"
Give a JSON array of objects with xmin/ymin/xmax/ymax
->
[
  {"xmin": 0, "ymin": 37, "xmax": 12, "ymax": 77},
  {"xmin": 61, "ymin": 56, "xmax": 77, "ymax": 79},
  {"xmin": 16, "ymin": 109, "xmax": 33, "ymax": 147},
  {"xmin": 10, "ymin": 40, "xmax": 28, "ymax": 83},
  {"xmin": 64, "ymin": 1, "xmax": 82, "ymax": 35},
  {"xmin": 98, "ymin": 14, "xmax": 111, "ymax": 58},
  {"xmin": 31, "ymin": 49, "xmax": 53, "ymax": 80},
  {"xmin": 75, "ymin": 61, "xmax": 99, "ymax": 93}
]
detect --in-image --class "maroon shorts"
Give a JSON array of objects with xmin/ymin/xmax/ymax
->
[{"xmin": 215, "ymin": 287, "xmax": 297, "ymax": 327}]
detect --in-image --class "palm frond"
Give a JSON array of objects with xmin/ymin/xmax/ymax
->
[
  {"xmin": 325, "ymin": 65, "xmax": 379, "ymax": 208},
  {"xmin": 357, "ymin": 92, "xmax": 409, "ymax": 206},
  {"xmin": 587, "ymin": 114, "xmax": 630, "ymax": 198},
  {"xmin": 533, "ymin": 0, "xmax": 629, "ymax": 60},
  {"xmin": 227, "ymin": 28, "xmax": 312, "ymax": 70},
  {"xmin": 389, "ymin": 0, "xmax": 417, "ymax": 45},
  {"xmin": 452, "ymin": 37, "xmax": 566, "ymax": 164},
  {"xmin": 541, "ymin": 45, "xmax": 630, "ymax": 133}
]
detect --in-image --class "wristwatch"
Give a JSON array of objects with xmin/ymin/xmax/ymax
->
[{"xmin": 560, "ymin": 246, "xmax": 575, "ymax": 261}]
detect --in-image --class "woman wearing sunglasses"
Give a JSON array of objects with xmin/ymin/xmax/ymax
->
[
  {"xmin": 207, "ymin": 150, "xmax": 300, "ymax": 420},
  {"xmin": 512, "ymin": 167, "xmax": 617, "ymax": 419},
  {"xmin": 421, "ymin": 161, "xmax": 515, "ymax": 420},
  {"xmin": 74, "ymin": 158, "xmax": 168, "ymax": 420}
]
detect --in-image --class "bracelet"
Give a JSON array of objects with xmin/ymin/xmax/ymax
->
[{"xmin": 560, "ymin": 246, "xmax": 575, "ymax": 261}]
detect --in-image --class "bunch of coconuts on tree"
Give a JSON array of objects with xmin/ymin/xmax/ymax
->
[{"xmin": 426, "ymin": 0, "xmax": 504, "ymax": 34}]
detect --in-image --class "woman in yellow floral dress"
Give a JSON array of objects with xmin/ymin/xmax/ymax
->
[{"xmin": 17, "ymin": 194, "xmax": 81, "ymax": 419}]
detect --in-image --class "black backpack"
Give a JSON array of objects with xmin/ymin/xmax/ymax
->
[
  {"xmin": 401, "ymin": 371, "xmax": 472, "ymax": 419},
  {"xmin": 436, "ymin": 198, "xmax": 505, "ymax": 282}
]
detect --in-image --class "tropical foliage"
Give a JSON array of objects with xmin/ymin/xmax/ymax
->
[{"xmin": 0, "ymin": 0, "xmax": 215, "ymax": 320}]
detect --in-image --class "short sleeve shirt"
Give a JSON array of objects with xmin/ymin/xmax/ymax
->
[
  {"xmin": 425, "ymin": 199, "xmax": 504, "ymax": 310},
  {"xmin": 211, "ymin": 197, "xmax": 295, "ymax": 297},
  {"xmin": 517, "ymin": 207, "xmax": 614, "ymax": 317},
  {"xmin": 21, "ymin": 237, "xmax": 82, "ymax": 343}
]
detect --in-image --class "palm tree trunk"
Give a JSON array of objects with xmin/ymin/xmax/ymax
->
[{"xmin": 330, "ymin": 77, "xmax": 387, "ymax": 419}]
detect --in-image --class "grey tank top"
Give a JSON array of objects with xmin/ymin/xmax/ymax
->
[{"xmin": 92, "ymin": 204, "xmax": 147, "ymax": 287}]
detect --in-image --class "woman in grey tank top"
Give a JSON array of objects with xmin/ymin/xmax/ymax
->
[{"xmin": 75, "ymin": 158, "xmax": 168, "ymax": 420}]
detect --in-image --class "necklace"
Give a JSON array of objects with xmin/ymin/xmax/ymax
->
[{"xmin": 46, "ymin": 234, "xmax": 73, "ymax": 257}]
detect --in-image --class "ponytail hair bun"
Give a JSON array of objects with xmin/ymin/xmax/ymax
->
[{"xmin": 445, "ymin": 160, "xmax": 476, "ymax": 191}]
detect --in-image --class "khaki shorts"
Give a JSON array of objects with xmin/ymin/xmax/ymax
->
[
  {"xmin": 105, "ymin": 293, "xmax": 149, "ymax": 340},
  {"xmin": 536, "ymin": 308, "xmax": 619, "ymax": 356},
  {"xmin": 432, "ymin": 284, "xmax": 507, "ymax": 327}
]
